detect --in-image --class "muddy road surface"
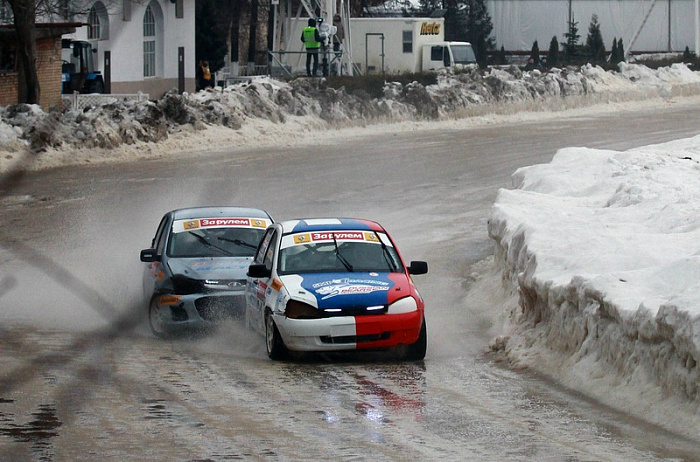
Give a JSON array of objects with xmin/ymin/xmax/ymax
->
[{"xmin": 1, "ymin": 101, "xmax": 700, "ymax": 461}]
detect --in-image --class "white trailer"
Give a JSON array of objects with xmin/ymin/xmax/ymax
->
[
  {"xmin": 278, "ymin": 17, "xmax": 476, "ymax": 75},
  {"xmin": 348, "ymin": 18, "xmax": 476, "ymax": 74}
]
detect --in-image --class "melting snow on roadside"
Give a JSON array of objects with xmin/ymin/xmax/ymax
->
[
  {"xmin": 488, "ymin": 136, "xmax": 700, "ymax": 433},
  {"xmin": 2, "ymin": 62, "xmax": 700, "ymax": 174}
]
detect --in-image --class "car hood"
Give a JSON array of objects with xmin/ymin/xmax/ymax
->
[
  {"xmin": 168, "ymin": 257, "xmax": 253, "ymax": 280},
  {"xmin": 280, "ymin": 272, "xmax": 409, "ymax": 309}
]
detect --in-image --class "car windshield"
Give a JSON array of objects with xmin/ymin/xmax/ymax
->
[
  {"xmin": 452, "ymin": 44, "xmax": 476, "ymax": 64},
  {"xmin": 168, "ymin": 227, "xmax": 264, "ymax": 258},
  {"xmin": 278, "ymin": 240, "xmax": 402, "ymax": 274}
]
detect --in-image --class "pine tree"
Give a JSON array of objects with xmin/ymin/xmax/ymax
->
[
  {"xmin": 529, "ymin": 40, "xmax": 540, "ymax": 67},
  {"xmin": 683, "ymin": 46, "xmax": 693, "ymax": 60},
  {"xmin": 563, "ymin": 17, "xmax": 580, "ymax": 61},
  {"xmin": 493, "ymin": 45, "xmax": 507, "ymax": 65},
  {"xmin": 586, "ymin": 14, "xmax": 605, "ymax": 63},
  {"xmin": 444, "ymin": 0, "xmax": 495, "ymax": 66},
  {"xmin": 618, "ymin": 38, "xmax": 625, "ymax": 62},
  {"xmin": 195, "ymin": 0, "xmax": 233, "ymax": 73},
  {"xmin": 610, "ymin": 38, "xmax": 618, "ymax": 63},
  {"xmin": 547, "ymin": 36, "xmax": 559, "ymax": 67}
]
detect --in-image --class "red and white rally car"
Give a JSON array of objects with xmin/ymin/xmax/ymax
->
[{"xmin": 245, "ymin": 218, "xmax": 428, "ymax": 360}]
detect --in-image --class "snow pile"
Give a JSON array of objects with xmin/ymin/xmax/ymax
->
[
  {"xmin": 2, "ymin": 62, "xmax": 700, "ymax": 173},
  {"xmin": 488, "ymin": 137, "xmax": 700, "ymax": 427}
]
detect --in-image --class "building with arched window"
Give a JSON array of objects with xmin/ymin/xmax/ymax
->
[{"xmin": 64, "ymin": 0, "xmax": 194, "ymax": 97}]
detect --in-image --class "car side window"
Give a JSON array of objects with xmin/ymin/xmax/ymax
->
[
  {"xmin": 153, "ymin": 215, "xmax": 170, "ymax": 256},
  {"xmin": 261, "ymin": 230, "xmax": 278, "ymax": 271},
  {"xmin": 255, "ymin": 228, "xmax": 274, "ymax": 264}
]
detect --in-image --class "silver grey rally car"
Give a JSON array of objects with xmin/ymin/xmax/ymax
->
[{"xmin": 140, "ymin": 206, "xmax": 274, "ymax": 337}]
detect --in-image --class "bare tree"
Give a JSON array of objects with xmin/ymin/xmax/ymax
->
[
  {"xmin": 7, "ymin": 0, "xmax": 39, "ymax": 104},
  {"xmin": 5, "ymin": 0, "xmax": 105, "ymax": 104}
]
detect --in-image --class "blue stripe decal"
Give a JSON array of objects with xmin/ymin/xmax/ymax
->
[
  {"xmin": 299, "ymin": 272, "xmax": 394, "ymax": 309},
  {"xmin": 290, "ymin": 219, "xmax": 373, "ymax": 234}
]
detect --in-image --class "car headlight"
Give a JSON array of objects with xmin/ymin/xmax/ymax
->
[
  {"xmin": 387, "ymin": 296, "xmax": 418, "ymax": 314},
  {"xmin": 285, "ymin": 300, "xmax": 325, "ymax": 319},
  {"xmin": 170, "ymin": 275, "xmax": 203, "ymax": 295},
  {"xmin": 203, "ymin": 279, "xmax": 246, "ymax": 291}
]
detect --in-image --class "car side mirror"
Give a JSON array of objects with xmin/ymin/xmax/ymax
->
[
  {"xmin": 408, "ymin": 261, "xmax": 428, "ymax": 275},
  {"xmin": 247, "ymin": 263, "xmax": 272, "ymax": 278},
  {"xmin": 140, "ymin": 248, "xmax": 157, "ymax": 262}
]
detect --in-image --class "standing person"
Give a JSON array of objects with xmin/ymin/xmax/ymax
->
[
  {"xmin": 332, "ymin": 14, "xmax": 344, "ymax": 57},
  {"xmin": 301, "ymin": 18, "xmax": 322, "ymax": 76},
  {"xmin": 332, "ymin": 14, "xmax": 344, "ymax": 75},
  {"xmin": 197, "ymin": 60, "xmax": 213, "ymax": 90}
]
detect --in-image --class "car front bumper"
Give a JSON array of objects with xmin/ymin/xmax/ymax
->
[
  {"xmin": 273, "ymin": 310, "xmax": 422, "ymax": 352},
  {"xmin": 158, "ymin": 291, "xmax": 246, "ymax": 330}
]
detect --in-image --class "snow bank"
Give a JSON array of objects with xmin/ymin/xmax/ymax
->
[
  {"xmin": 3, "ymin": 62, "xmax": 700, "ymax": 174},
  {"xmin": 488, "ymin": 137, "xmax": 700, "ymax": 431}
]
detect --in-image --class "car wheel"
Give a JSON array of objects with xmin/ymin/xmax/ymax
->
[
  {"xmin": 404, "ymin": 318, "xmax": 427, "ymax": 361},
  {"xmin": 149, "ymin": 298, "xmax": 170, "ymax": 339},
  {"xmin": 265, "ymin": 311, "xmax": 287, "ymax": 360}
]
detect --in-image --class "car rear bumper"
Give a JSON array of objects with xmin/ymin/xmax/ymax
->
[{"xmin": 274, "ymin": 310, "xmax": 422, "ymax": 352}]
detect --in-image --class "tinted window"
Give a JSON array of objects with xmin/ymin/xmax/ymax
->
[
  {"xmin": 262, "ymin": 230, "xmax": 278, "ymax": 271},
  {"xmin": 402, "ymin": 30, "xmax": 413, "ymax": 53},
  {"xmin": 168, "ymin": 227, "xmax": 264, "ymax": 258},
  {"xmin": 452, "ymin": 44, "xmax": 476, "ymax": 63},
  {"xmin": 430, "ymin": 46, "xmax": 443, "ymax": 61},
  {"xmin": 279, "ymin": 240, "xmax": 401, "ymax": 274},
  {"xmin": 153, "ymin": 215, "xmax": 170, "ymax": 255},
  {"xmin": 255, "ymin": 228, "xmax": 275, "ymax": 264}
]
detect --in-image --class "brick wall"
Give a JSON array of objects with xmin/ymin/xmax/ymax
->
[
  {"xmin": 0, "ymin": 36, "xmax": 63, "ymax": 110},
  {"xmin": 37, "ymin": 37, "xmax": 62, "ymax": 110},
  {"xmin": 0, "ymin": 71, "xmax": 18, "ymax": 107}
]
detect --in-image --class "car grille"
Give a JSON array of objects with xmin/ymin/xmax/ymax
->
[
  {"xmin": 195, "ymin": 295, "xmax": 245, "ymax": 321},
  {"xmin": 320, "ymin": 332, "xmax": 390, "ymax": 344},
  {"xmin": 322, "ymin": 305, "xmax": 388, "ymax": 317}
]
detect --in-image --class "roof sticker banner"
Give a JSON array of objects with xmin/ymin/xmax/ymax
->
[
  {"xmin": 172, "ymin": 218, "xmax": 270, "ymax": 233},
  {"xmin": 281, "ymin": 230, "xmax": 393, "ymax": 249}
]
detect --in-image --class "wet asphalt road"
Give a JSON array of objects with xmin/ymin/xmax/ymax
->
[{"xmin": 1, "ymin": 100, "xmax": 700, "ymax": 460}]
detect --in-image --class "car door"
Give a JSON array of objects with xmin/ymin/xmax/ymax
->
[
  {"xmin": 246, "ymin": 227, "xmax": 278, "ymax": 333},
  {"xmin": 142, "ymin": 214, "xmax": 171, "ymax": 302}
]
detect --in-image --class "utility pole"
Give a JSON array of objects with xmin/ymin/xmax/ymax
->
[{"xmin": 696, "ymin": 0, "xmax": 699, "ymax": 54}]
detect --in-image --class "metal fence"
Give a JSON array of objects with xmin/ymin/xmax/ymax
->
[
  {"xmin": 215, "ymin": 63, "xmax": 269, "ymax": 87},
  {"xmin": 61, "ymin": 92, "xmax": 150, "ymax": 112}
]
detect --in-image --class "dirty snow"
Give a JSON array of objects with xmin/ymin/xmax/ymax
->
[
  {"xmin": 488, "ymin": 137, "xmax": 700, "ymax": 436},
  {"xmin": 2, "ymin": 62, "xmax": 700, "ymax": 173},
  {"xmin": 1, "ymin": 61, "xmax": 700, "ymax": 435}
]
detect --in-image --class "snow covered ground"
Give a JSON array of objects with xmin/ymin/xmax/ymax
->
[
  {"xmin": 1, "ymin": 61, "xmax": 700, "ymax": 435},
  {"xmin": 487, "ymin": 137, "xmax": 700, "ymax": 435}
]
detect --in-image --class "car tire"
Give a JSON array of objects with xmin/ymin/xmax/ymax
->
[
  {"xmin": 265, "ymin": 311, "xmax": 288, "ymax": 360},
  {"xmin": 404, "ymin": 317, "xmax": 427, "ymax": 361},
  {"xmin": 149, "ymin": 297, "xmax": 171, "ymax": 339}
]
